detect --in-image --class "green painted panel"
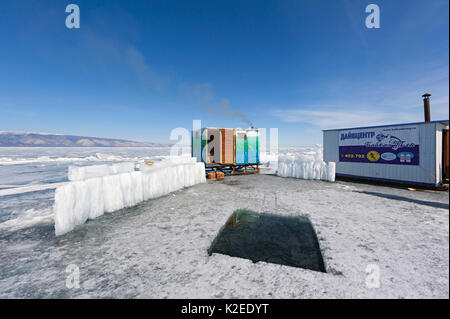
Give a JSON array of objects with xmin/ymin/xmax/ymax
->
[
  {"xmin": 235, "ymin": 131, "xmax": 247, "ymax": 164},
  {"xmin": 247, "ymin": 131, "xmax": 259, "ymax": 164}
]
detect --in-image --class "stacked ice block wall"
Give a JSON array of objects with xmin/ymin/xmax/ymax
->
[
  {"xmin": 54, "ymin": 158, "xmax": 206, "ymax": 236},
  {"xmin": 276, "ymin": 147, "xmax": 336, "ymax": 182}
]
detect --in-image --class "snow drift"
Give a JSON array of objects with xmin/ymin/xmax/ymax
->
[{"xmin": 54, "ymin": 158, "xmax": 206, "ymax": 236}]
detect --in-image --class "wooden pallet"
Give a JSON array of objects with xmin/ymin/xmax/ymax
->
[{"xmin": 205, "ymin": 164, "xmax": 260, "ymax": 176}]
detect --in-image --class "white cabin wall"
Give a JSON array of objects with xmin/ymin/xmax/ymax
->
[
  {"xmin": 435, "ymin": 123, "xmax": 445, "ymax": 184},
  {"xmin": 323, "ymin": 122, "xmax": 441, "ymax": 186}
]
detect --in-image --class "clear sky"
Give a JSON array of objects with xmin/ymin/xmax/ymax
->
[{"xmin": 0, "ymin": 0, "xmax": 448, "ymax": 146}]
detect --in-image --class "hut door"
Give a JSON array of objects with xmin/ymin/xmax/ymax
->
[
  {"xmin": 235, "ymin": 131, "xmax": 248, "ymax": 164},
  {"xmin": 221, "ymin": 129, "xmax": 235, "ymax": 164},
  {"xmin": 207, "ymin": 129, "xmax": 221, "ymax": 164},
  {"xmin": 443, "ymin": 129, "xmax": 449, "ymax": 183}
]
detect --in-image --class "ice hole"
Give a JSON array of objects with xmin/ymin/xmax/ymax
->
[{"xmin": 208, "ymin": 210, "xmax": 326, "ymax": 272}]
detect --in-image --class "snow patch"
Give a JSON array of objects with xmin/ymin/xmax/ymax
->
[{"xmin": 0, "ymin": 207, "xmax": 53, "ymax": 232}]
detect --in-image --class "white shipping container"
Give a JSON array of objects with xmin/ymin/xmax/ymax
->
[{"xmin": 323, "ymin": 120, "xmax": 449, "ymax": 187}]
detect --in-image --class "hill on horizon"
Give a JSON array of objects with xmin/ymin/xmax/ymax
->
[{"xmin": 0, "ymin": 132, "xmax": 169, "ymax": 147}]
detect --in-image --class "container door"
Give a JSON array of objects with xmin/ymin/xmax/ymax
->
[
  {"xmin": 247, "ymin": 130, "xmax": 259, "ymax": 164},
  {"xmin": 443, "ymin": 129, "xmax": 449, "ymax": 183},
  {"xmin": 201, "ymin": 129, "xmax": 207, "ymax": 163},
  {"xmin": 206, "ymin": 129, "xmax": 221, "ymax": 164},
  {"xmin": 235, "ymin": 131, "xmax": 248, "ymax": 164},
  {"xmin": 192, "ymin": 129, "xmax": 202, "ymax": 162},
  {"xmin": 221, "ymin": 129, "xmax": 235, "ymax": 164}
]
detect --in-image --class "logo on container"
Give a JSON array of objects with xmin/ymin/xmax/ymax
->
[
  {"xmin": 367, "ymin": 151, "xmax": 380, "ymax": 162},
  {"xmin": 398, "ymin": 152, "xmax": 414, "ymax": 163},
  {"xmin": 380, "ymin": 152, "xmax": 396, "ymax": 161}
]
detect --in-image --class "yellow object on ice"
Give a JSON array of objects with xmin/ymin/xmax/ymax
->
[
  {"xmin": 145, "ymin": 161, "xmax": 154, "ymax": 165},
  {"xmin": 408, "ymin": 187, "xmax": 425, "ymax": 191}
]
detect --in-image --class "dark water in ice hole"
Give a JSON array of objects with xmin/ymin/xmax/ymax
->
[{"xmin": 208, "ymin": 210, "xmax": 326, "ymax": 272}]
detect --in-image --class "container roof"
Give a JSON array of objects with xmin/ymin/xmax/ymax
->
[{"xmin": 322, "ymin": 119, "xmax": 449, "ymax": 132}]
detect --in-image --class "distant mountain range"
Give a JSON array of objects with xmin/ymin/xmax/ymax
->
[{"xmin": 0, "ymin": 132, "xmax": 169, "ymax": 147}]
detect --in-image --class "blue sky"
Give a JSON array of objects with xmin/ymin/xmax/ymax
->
[{"xmin": 0, "ymin": 0, "xmax": 448, "ymax": 146}]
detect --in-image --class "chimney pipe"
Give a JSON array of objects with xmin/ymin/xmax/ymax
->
[{"xmin": 422, "ymin": 93, "xmax": 431, "ymax": 122}]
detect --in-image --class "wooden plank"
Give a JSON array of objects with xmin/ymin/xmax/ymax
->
[
  {"xmin": 205, "ymin": 163, "xmax": 259, "ymax": 176},
  {"xmin": 221, "ymin": 129, "xmax": 235, "ymax": 164}
]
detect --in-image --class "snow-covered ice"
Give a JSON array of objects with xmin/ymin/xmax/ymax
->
[
  {"xmin": 0, "ymin": 174, "xmax": 448, "ymax": 298},
  {"xmin": 0, "ymin": 146, "xmax": 448, "ymax": 299},
  {"xmin": 0, "ymin": 146, "xmax": 171, "ymax": 229}
]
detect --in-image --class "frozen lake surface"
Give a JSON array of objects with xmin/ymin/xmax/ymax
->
[
  {"xmin": 0, "ymin": 147, "xmax": 172, "ymax": 228},
  {"xmin": 0, "ymin": 147, "xmax": 448, "ymax": 298}
]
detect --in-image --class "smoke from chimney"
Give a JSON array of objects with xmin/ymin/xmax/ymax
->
[
  {"xmin": 206, "ymin": 98, "xmax": 254, "ymax": 128},
  {"xmin": 179, "ymin": 82, "xmax": 254, "ymax": 128}
]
